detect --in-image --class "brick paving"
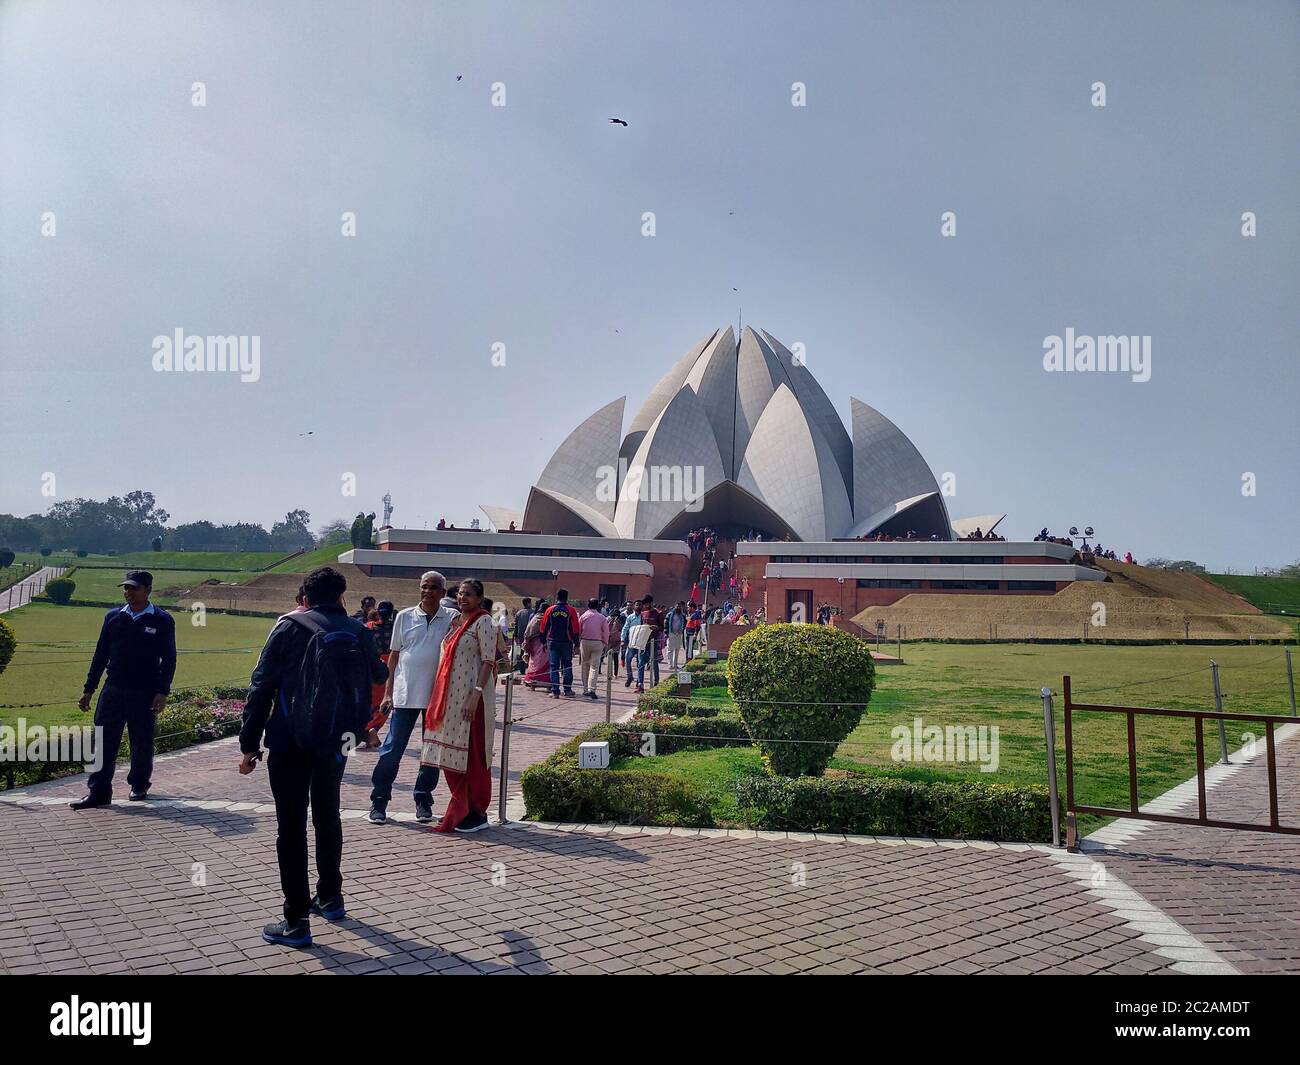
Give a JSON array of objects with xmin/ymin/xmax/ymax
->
[
  {"xmin": 1083, "ymin": 728, "xmax": 1300, "ymax": 975},
  {"xmin": 0, "ymin": 798, "xmax": 1179, "ymax": 975},
  {"xmin": 0, "ymin": 677, "xmax": 1291, "ymax": 974}
]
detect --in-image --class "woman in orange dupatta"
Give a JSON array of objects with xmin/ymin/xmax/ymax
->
[{"xmin": 421, "ymin": 579, "xmax": 499, "ymax": 833}]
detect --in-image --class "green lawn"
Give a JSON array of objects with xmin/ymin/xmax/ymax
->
[
  {"xmin": 625, "ymin": 641, "xmax": 1299, "ymax": 831},
  {"xmin": 1208, "ymin": 573, "xmax": 1300, "ymax": 617},
  {"xmin": 0, "ymin": 602, "xmax": 271, "ymax": 730},
  {"xmin": 59, "ymin": 567, "xmax": 260, "ymax": 606}
]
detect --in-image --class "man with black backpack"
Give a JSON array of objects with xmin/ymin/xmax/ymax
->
[{"xmin": 238, "ymin": 566, "xmax": 387, "ymax": 948}]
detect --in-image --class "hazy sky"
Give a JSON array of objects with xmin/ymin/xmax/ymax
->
[{"xmin": 2, "ymin": 0, "xmax": 1296, "ymax": 569}]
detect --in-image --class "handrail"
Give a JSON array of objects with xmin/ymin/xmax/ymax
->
[{"xmin": 1061, "ymin": 673, "xmax": 1296, "ymax": 850}]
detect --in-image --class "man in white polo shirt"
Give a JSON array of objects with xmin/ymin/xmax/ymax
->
[{"xmin": 368, "ymin": 570, "xmax": 458, "ymax": 824}]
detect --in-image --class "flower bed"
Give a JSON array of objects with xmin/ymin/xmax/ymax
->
[{"xmin": 0, "ymin": 689, "xmax": 245, "ymax": 791}]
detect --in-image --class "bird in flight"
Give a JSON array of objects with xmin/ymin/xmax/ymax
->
[
  {"xmin": 456, "ymin": 75, "xmax": 462, "ymax": 81},
  {"xmin": 609, "ymin": 117, "xmax": 628, "ymax": 126}
]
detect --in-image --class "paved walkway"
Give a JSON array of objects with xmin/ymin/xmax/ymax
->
[
  {"xmin": 0, "ymin": 680, "xmax": 1295, "ymax": 974},
  {"xmin": 0, "ymin": 566, "xmax": 61, "ymax": 614},
  {"xmin": 1081, "ymin": 725, "xmax": 1300, "ymax": 974}
]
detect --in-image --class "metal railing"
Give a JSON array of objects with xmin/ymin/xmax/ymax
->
[{"xmin": 1061, "ymin": 673, "xmax": 1298, "ymax": 851}]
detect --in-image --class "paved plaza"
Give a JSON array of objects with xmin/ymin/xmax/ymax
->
[{"xmin": 0, "ymin": 682, "xmax": 1295, "ymax": 975}]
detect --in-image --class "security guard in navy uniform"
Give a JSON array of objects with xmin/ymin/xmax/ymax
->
[{"xmin": 71, "ymin": 570, "xmax": 177, "ymax": 808}]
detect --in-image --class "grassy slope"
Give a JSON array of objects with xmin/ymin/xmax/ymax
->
[
  {"xmin": 622, "ymin": 641, "xmax": 1299, "ymax": 828},
  {"xmin": 61, "ymin": 568, "xmax": 263, "ymax": 606},
  {"xmin": 9, "ymin": 550, "xmax": 283, "ymax": 571},
  {"xmin": 1207, "ymin": 573, "xmax": 1300, "ymax": 616},
  {"xmin": 268, "ymin": 541, "xmax": 350, "ymax": 573},
  {"xmin": 0, "ymin": 603, "xmax": 271, "ymax": 730}
]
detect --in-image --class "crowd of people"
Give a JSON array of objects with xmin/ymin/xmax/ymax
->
[
  {"xmin": 512, "ymin": 594, "xmax": 711, "ymax": 696},
  {"xmin": 961, "ymin": 527, "xmax": 1007, "ymax": 541},
  {"xmin": 1033, "ymin": 528, "xmax": 1132, "ymax": 564},
  {"xmin": 853, "ymin": 529, "xmax": 950, "ymax": 542}
]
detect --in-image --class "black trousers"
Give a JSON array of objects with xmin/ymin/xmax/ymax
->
[
  {"xmin": 86, "ymin": 686, "xmax": 155, "ymax": 800},
  {"xmin": 267, "ymin": 744, "xmax": 347, "ymax": 923}
]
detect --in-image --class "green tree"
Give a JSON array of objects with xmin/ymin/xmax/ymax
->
[{"xmin": 317, "ymin": 519, "xmax": 351, "ymax": 545}]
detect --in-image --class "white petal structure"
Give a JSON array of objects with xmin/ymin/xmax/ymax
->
[
  {"xmin": 535, "ymin": 396, "xmax": 625, "ymax": 519},
  {"xmin": 951, "ymin": 513, "xmax": 1007, "ymax": 538},
  {"xmin": 614, "ymin": 383, "xmax": 726, "ymax": 539},
  {"xmin": 479, "ymin": 505, "xmax": 523, "ymax": 531},
  {"xmin": 849, "ymin": 397, "xmax": 952, "ymax": 538},
  {"xmin": 514, "ymin": 326, "xmax": 958, "ymax": 541},
  {"xmin": 737, "ymin": 384, "xmax": 853, "ymax": 541}
]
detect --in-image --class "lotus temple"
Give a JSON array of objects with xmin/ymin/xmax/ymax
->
[{"xmin": 341, "ymin": 326, "xmax": 1103, "ymax": 622}]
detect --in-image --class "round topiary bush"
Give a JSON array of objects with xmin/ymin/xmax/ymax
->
[
  {"xmin": 75, "ymin": 549, "xmax": 88, "ymax": 558},
  {"xmin": 727, "ymin": 623, "xmax": 876, "ymax": 778},
  {"xmin": 0, "ymin": 548, "xmax": 14, "ymax": 569},
  {"xmin": 0, "ymin": 616, "xmax": 16, "ymax": 675},
  {"xmin": 39, "ymin": 547, "xmax": 52, "ymax": 557},
  {"xmin": 45, "ymin": 577, "xmax": 76, "ymax": 604}
]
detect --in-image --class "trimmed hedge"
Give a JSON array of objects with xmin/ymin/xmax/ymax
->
[
  {"xmin": 689, "ymin": 668, "xmax": 729, "ymax": 688},
  {"xmin": 635, "ymin": 691, "xmax": 725, "ymax": 717},
  {"xmin": 0, "ymin": 616, "xmax": 15, "ymax": 676},
  {"xmin": 520, "ymin": 724, "xmax": 715, "ymax": 827},
  {"xmin": 44, "ymin": 577, "xmax": 76, "ymax": 604},
  {"xmin": 728, "ymin": 623, "xmax": 876, "ymax": 777},
  {"xmin": 736, "ymin": 773, "xmax": 1055, "ymax": 842},
  {"xmin": 625, "ymin": 712, "xmax": 751, "ymax": 754}
]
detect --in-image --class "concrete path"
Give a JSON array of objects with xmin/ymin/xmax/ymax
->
[{"xmin": 0, "ymin": 566, "xmax": 61, "ymax": 614}]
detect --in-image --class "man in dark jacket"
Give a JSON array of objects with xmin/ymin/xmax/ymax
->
[
  {"xmin": 72, "ymin": 570, "xmax": 177, "ymax": 809},
  {"xmin": 238, "ymin": 566, "xmax": 387, "ymax": 948}
]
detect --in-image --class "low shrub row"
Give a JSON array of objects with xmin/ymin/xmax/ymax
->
[
  {"xmin": 735, "ymin": 773, "xmax": 1054, "ymax": 842},
  {"xmin": 520, "ymin": 725, "xmax": 715, "ymax": 827},
  {"xmin": 634, "ymin": 691, "xmax": 726, "ymax": 717},
  {"xmin": 625, "ymin": 712, "xmax": 750, "ymax": 754}
]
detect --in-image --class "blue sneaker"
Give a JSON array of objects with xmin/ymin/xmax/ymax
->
[
  {"xmin": 309, "ymin": 895, "xmax": 346, "ymax": 921},
  {"xmin": 261, "ymin": 918, "xmax": 312, "ymax": 948}
]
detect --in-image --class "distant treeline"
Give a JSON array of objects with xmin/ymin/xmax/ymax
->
[{"xmin": 0, "ymin": 490, "xmax": 356, "ymax": 555}]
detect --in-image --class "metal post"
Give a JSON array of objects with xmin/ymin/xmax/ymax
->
[
  {"xmin": 605, "ymin": 649, "xmax": 614, "ymax": 723},
  {"xmin": 1041, "ymin": 687, "xmax": 1061, "ymax": 848},
  {"xmin": 497, "ymin": 672, "xmax": 514, "ymax": 824},
  {"xmin": 896, "ymin": 625, "xmax": 902, "ymax": 662},
  {"xmin": 1211, "ymin": 660, "xmax": 1229, "ymax": 763},
  {"xmin": 1286, "ymin": 648, "xmax": 1296, "ymax": 718}
]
